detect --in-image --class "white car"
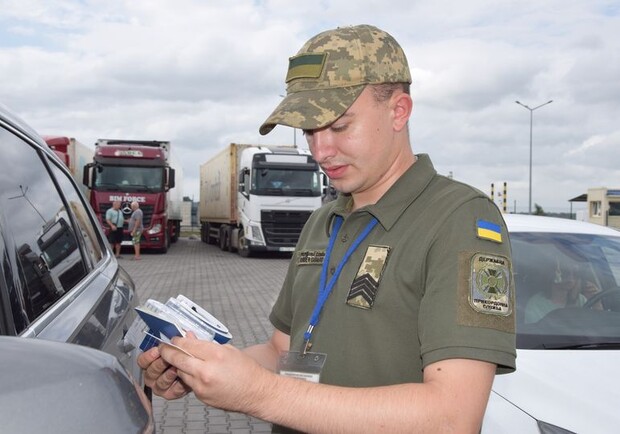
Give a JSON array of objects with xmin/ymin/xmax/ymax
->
[{"xmin": 483, "ymin": 214, "xmax": 620, "ymax": 434}]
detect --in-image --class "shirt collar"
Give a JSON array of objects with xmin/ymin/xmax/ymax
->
[{"xmin": 324, "ymin": 154, "xmax": 437, "ymax": 234}]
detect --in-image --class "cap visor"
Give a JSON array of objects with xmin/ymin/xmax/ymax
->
[{"xmin": 259, "ymin": 85, "xmax": 365, "ymax": 135}]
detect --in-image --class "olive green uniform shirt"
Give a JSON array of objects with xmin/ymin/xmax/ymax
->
[{"xmin": 270, "ymin": 154, "xmax": 516, "ymax": 388}]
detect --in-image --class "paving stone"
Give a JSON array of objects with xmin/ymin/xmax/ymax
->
[{"xmin": 122, "ymin": 238, "xmax": 288, "ymax": 433}]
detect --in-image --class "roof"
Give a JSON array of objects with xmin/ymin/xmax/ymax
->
[
  {"xmin": 503, "ymin": 213, "xmax": 620, "ymax": 236},
  {"xmin": 569, "ymin": 193, "xmax": 587, "ymax": 202}
]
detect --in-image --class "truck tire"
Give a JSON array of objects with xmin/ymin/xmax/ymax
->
[
  {"xmin": 201, "ymin": 224, "xmax": 207, "ymax": 243},
  {"xmin": 171, "ymin": 221, "xmax": 179, "ymax": 243},
  {"xmin": 205, "ymin": 223, "xmax": 216, "ymax": 245},
  {"xmin": 237, "ymin": 229, "xmax": 252, "ymax": 258},
  {"xmin": 219, "ymin": 226, "xmax": 229, "ymax": 251}
]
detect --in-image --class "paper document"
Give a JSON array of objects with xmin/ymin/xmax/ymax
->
[{"xmin": 124, "ymin": 294, "xmax": 232, "ymax": 352}]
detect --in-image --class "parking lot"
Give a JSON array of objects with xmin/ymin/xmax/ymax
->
[{"xmin": 122, "ymin": 236, "xmax": 291, "ymax": 433}]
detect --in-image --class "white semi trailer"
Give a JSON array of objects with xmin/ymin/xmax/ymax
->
[{"xmin": 199, "ymin": 143, "xmax": 326, "ymax": 257}]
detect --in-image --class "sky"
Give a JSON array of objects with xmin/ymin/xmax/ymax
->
[{"xmin": 1, "ymin": 0, "xmax": 619, "ymax": 215}]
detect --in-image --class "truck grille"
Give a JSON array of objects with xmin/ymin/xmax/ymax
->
[
  {"xmin": 260, "ymin": 210, "xmax": 312, "ymax": 247},
  {"xmin": 98, "ymin": 204, "xmax": 155, "ymax": 228}
]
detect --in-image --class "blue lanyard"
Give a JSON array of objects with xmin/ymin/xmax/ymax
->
[{"xmin": 302, "ymin": 215, "xmax": 379, "ymax": 354}]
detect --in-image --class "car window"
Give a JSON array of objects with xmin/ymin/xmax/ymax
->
[
  {"xmin": 47, "ymin": 158, "xmax": 104, "ymax": 266},
  {"xmin": 0, "ymin": 128, "xmax": 89, "ymax": 333},
  {"xmin": 512, "ymin": 231, "xmax": 620, "ymax": 349}
]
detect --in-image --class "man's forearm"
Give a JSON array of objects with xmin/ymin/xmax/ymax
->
[
  {"xmin": 247, "ymin": 359, "xmax": 494, "ymax": 434},
  {"xmin": 250, "ymin": 376, "xmax": 459, "ymax": 433},
  {"xmin": 243, "ymin": 342, "xmax": 281, "ymax": 371}
]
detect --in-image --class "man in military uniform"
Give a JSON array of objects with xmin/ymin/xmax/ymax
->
[{"xmin": 139, "ymin": 24, "xmax": 516, "ymax": 433}]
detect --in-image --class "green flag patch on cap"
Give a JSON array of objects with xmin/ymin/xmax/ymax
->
[{"xmin": 286, "ymin": 53, "xmax": 327, "ymax": 82}]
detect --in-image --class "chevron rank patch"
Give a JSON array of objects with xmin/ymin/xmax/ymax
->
[{"xmin": 346, "ymin": 245, "xmax": 391, "ymax": 309}]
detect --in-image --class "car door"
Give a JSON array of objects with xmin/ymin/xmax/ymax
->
[{"xmin": 0, "ymin": 117, "xmax": 143, "ymax": 382}]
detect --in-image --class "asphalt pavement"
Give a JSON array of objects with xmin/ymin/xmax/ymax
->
[{"xmin": 121, "ymin": 236, "xmax": 291, "ymax": 434}]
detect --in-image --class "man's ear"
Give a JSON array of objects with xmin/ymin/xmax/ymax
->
[{"xmin": 391, "ymin": 93, "xmax": 413, "ymax": 132}]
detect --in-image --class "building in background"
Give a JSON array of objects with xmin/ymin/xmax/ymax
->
[
  {"xmin": 587, "ymin": 187, "xmax": 620, "ymax": 229},
  {"xmin": 181, "ymin": 197, "xmax": 199, "ymax": 231}
]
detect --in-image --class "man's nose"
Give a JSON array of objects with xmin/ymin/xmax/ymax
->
[{"xmin": 308, "ymin": 130, "xmax": 335, "ymax": 163}]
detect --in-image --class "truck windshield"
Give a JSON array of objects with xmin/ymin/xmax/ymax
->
[
  {"xmin": 94, "ymin": 165, "xmax": 164, "ymax": 192},
  {"xmin": 252, "ymin": 168, "xmax": 321, "ymax": 196},
  {"xmin": 37, "ymin": 218, "xmax": 79, "ymax": 269}
]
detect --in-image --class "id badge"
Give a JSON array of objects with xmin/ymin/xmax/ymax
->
[{"xmin": 278, "ymin": 351, "xmax": 327, "ymax": 383}]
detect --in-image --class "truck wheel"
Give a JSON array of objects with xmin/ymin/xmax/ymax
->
[
  {"xmin": 171, "ymin": 221, "xmax": 179, "ymax": 243},
  {"xmin": 219, "ymin": 227, "xmax": 229, "ymax": 251},
  {"xmin": 205, "ymin": 223, "xmax": 216, "ymax": 245},
  {"xmin": 238, "ymin": 230, "xmax": 251, "ymax": 258}
]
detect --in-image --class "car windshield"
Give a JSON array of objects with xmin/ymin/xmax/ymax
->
[{"xmin": 512, "ymin": 231, "xmax": 620, "ymax": 349}]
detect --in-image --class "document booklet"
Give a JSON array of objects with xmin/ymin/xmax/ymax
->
[{"xmin": 124, "ymin": 295, "xmax": 232, "ymax": 352}]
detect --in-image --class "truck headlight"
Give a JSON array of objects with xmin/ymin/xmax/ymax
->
[
  {"xmin": 250, "ymin": 224, "xmax": 264, "ymax": 243},
  {"xmin": 148, "ymin": 223, "xmax": 162, "ymax": 235}
]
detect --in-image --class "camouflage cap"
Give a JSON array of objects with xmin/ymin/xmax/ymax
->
[{"xmin": 259, "ymin": 24, "xmax": 411, "ymax": 135}]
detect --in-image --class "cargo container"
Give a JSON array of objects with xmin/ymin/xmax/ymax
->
[{"xmin": 199, "ymin": 143, "xmax": 325, "ymax": 257}]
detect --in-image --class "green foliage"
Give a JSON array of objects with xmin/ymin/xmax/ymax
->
[{"xmin": 534, "ymin": 203, "xmax": 545, "ymax": 215}]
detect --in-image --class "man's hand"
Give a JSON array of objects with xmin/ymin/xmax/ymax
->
[
  {"xmin": 582, "ymin": 280, "xmax": 603, "ymax": 310},
  {"xmin": 137, "ymin": 346, "xmax": 192, "ymax": 400},
  {"xmin": 158, "ymin": 337, "xmax": 274, "ymax": 415},
  {"xmin": 582, "ymin": 280, "xmax": 601, "ymax": 300}
]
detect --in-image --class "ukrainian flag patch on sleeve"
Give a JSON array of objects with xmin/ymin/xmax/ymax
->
[{"xmin": 476, "ymin": 219, "xmax": 503, "ymax": 243}]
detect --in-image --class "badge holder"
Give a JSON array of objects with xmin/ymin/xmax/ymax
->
[{"xmin": 278, "ymin": 351, "xmax": 327, "ymax": 383}]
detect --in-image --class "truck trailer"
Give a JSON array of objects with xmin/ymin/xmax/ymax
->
[
  {"xmin": 83, "ymin": 139, "xmax": 183, "ymax": 253},
  {"xmin": 43, "ymin": 136, "xmax": 92, "ymax": 198},
  {"xmin": 199, "ymin": 143, "xmax": 325, "ymax": 257}
]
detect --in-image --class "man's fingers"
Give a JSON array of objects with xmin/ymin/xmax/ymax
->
[
  {"xmin": 155, "ymin": 365, "xmax": 181, "ymax": 391},
  {"xmin": 137, "ymin": 346, "xmax": 160, "ymax": 369},
  {"xmin": 153, "ymin": 369, "xmax": 192, "ymax": 400}
]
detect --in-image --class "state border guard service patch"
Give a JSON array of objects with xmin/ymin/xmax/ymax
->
[
  {"xmin": 469, "ymin": 253, "xmax": 512, "ymax": 316},
  {"xmin": 457, "ymin": 251, "xmax": 515, "ymax": 333}
]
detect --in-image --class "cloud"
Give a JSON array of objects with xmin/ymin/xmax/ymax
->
[{"xmin": 0, "ymin": 0, "xmax": 619, "ymax": 212}]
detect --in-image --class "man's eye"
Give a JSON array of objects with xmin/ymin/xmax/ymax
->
[{"xmin": 331, "ymin": 124, "xmax": 347, "ymax": 132}]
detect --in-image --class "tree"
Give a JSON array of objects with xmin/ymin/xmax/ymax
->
[{"xmin": 533, "ymin": 203, "xmax": 546, "ymax": 215}]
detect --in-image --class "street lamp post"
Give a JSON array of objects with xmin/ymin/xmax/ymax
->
[{"xmin": 515, "ymin": 99, "xmax": 553, "ymax": 214}]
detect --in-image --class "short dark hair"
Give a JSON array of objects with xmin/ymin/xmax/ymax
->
[{"xmin": 369, "ymin": 82, "xmax": 411, "ymax": 103}]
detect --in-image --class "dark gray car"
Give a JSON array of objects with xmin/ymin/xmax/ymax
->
[
  {"xmin": 0, "ymin": 103, "xmax": 152, "ymax": 431},
  {"xmin": 0, "ymin": 336, "xmax": 153, "ymax": 433}
]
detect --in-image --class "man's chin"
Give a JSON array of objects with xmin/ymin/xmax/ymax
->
[{"xmin": 331, "ymin": 185, "xmax": 352, "ymax": 195}]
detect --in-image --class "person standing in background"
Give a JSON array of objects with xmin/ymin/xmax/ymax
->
[
  {"xmin": 105, "ymin": 200, "xmax": 124, "ymax": 258},
  {"xmin": 128, "ymin": 201, "xmax": 143, "ymax": 260}
]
